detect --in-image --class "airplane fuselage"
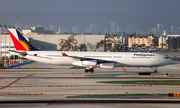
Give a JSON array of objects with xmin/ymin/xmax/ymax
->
[{"xmin": 22, "ymin": 51, "xmax": 173, "ymax": 68}]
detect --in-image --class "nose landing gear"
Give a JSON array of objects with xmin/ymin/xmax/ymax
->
[{"xmin": 151, "ymin": 67, "xmax": 158, "ymax": 73}]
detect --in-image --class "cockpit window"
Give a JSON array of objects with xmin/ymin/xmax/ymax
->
[{"xmin": 165, "ymin": 57, "xmax": 169, "ymax": 59}]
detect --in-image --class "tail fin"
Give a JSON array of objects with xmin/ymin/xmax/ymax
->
[{"xmin": 8, "ymin": 29, "xmax": 38, "ymax": 51}]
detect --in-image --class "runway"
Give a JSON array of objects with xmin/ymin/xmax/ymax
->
[
  {"xmin": 1, "ymin": 100, "xmax": 180, "ymax": 104},
  {"xmin": 1, "ymin": 72, "xmax": 180, "ymax": 100},
  {"xmin": 0, "ymin": 61, "xmax": 180, "ymax": 107},
  {"xmin": 1, "ymin": 76, "xmax": 180, "ymax": 79}
]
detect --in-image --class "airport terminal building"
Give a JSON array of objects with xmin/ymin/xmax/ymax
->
[
  {"xmin": 0, "ymin": 31, "xmax": 105, "ymax": 57},
  {"xmin": 25, "ymin": 34, "xmax": 105, "ymax": 51},
  {"xmin": 167, "ymin": 35, "xmax": 180, "ymax": 50}
]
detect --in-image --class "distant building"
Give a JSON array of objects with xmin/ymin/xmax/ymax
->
[
  {"xmin": 151, "ymin": 28, "xmax": 157, "ymax": 35},
  {"xmin": 163, "ymin": 30, "xmax": 166, "ymax": 36},
  {"xmin": 14, "ymin": 22, "xmax": 21, "ymax": 29},
  {"xmin": 85, "ymin": 29, "xmax": 90, "ymax": 33},
  {"xmin": 110, "ymin": 22, "xmax": 117, "ymax": 34},
  {"xmin": 153, "ymin": 36, "xmax": 159, "ymax": 47},
  {"xmin": 167, "ymin": 34, "xmax": 180, "ymax": 50},
  {"xmin": 106, "ymin": 37, "xmax": 125, "ymax": 46},
  {"xmin": 146, "ymin": 28, "xmax": 151, "ymax": 34},
  {"xmin": 31, "ymin": 27, "xmax": 44, "ymax": 30},
  {"xmin": 174, "ymin": 26, "xmax": 179, "ymax": 34},
  {"xmin": 56, "ymin": 27, "xmax": 61, "ymax": 34},
  {"xmin": 27, "ymin": 27, "xmax": 54, "ymax": 34},
  {"xmin": 127, "ymin": 24, "xmax": 135, "ymax": 34},
  {"xmin": 72, "ymin": 26, "xmax": 79, "ymax": 34},
  {"xmin": 158, "ymin": 36, "xmax": 168, "ymax": 48},
  {"xmin": 49, "ymin": 25, "xmax": 54, "ymax": 30},
  {"xmin": 117, "ymin": 26, "xmax": 123, "ymax": 33},
  {"xmin": 128, "ymin": 36, "xmax": 154, "ymax": 48},
  {"xmin": 102, "ymin": 29, "xmax": 107, "ymax": 34},
  {"xmin": 89, "ymin": 23, "xmax": 96, "ymax": 34},
  {"xmin": 157, "ymin": 23, "xmax": 164, "ymax": 35},
  {"xmin": 169, "ymin": 26, "xmax": 179, "ymax": 34}
]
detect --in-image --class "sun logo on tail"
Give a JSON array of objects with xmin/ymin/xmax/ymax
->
[{"xmin": 19, "ymin": 40, "xmax": 31, "ymax": 51}]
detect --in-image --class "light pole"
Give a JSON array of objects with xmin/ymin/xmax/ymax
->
[
  {"xmin": 8, "ymin": 26, "xmax": 11, "ymax": 66},
  {"xmin": 3, "ymin": 25, "xmax": 7, "ymax": 66},
  {"xmin": 0, "ymin": 24, "xmax": 2, "ymax": 63},
  {"xmin": 121, "ymin": 30, "xmax": 124, "ymax": 52},
  {"xmin": 104, "ymin": 33, "xmax": 107, "ymax": 52},
  {"xmin": 17, "ymin": 28, "xmax": 21, "ymax": 63},
  {"xmin": 13, "ymin": 26, "xmax": 15, "ymax": 64}
]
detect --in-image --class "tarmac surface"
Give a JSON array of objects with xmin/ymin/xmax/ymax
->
[{"xmin": 0, "ymin": 60, "xmax": 180, "ymax": 108}]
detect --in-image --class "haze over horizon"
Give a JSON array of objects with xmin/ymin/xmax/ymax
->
[{"xmin": 1, "ymin": 0, "xmax": 180, "ymax": 35}]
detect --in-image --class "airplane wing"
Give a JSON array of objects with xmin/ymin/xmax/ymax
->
[{"xmin": 61, "ymin": 53, "xmax": 116, "ymax": 63}]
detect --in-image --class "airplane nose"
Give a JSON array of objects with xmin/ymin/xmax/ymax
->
[{"xmin": 169, "ymin": 58, "xmax": 174, "ymax": 63}]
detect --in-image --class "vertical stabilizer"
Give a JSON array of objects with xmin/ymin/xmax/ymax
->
[{"xmin": 8, "ymin": 29, "xmax": 38, "ymax": 51}]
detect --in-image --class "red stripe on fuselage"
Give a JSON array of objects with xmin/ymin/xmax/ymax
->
[{"xmin": 8, "ymin": 30, "xmax": 27, "ymax": 51}]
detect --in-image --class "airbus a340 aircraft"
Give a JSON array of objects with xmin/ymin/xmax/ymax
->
[{"xmin": 8, "ymin": 29, "xmax": 173, "ymax": 73}]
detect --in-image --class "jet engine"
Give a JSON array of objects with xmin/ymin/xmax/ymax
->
[
  {"xmin": 72, "ymin": 60, "xmax": 97, "ymax": 67},
  {"xmin": 99, "ymin": 63, "xmax": 115, "ymax": 69}
]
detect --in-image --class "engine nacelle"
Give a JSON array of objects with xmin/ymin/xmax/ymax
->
[
  {"xmin": 100, "ymin": 63, "xmax": 115, "ymax": 69},
  {"xmin": 72, "ymin": 60, "xmax": 97, "ymax": 67}
]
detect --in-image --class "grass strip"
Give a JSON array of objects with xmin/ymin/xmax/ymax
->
[
  {"xmin": 98, "ymin": 80, "xmax": 180, "ymax": 85},
  {"xmin": 66, "ymin": 93, "xmax": 168, "ymax": 98},
  {"xmin": 87, "ymin": 74, "xmax": 180, "ymax": 77},
  {"xmin": 70, "ymin": 66, "xmax": 86, "ymax": 69}
]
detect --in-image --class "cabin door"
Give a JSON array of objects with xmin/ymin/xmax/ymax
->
[
  {"xmin": 156, "ymin": 55, "xmax": 160, "ymax": 61},
  {"xmin": 125, "ymin": 54, "xmax": 129, "ymax": 61}
]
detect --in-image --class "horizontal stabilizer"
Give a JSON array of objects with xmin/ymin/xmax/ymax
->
[{"xmin": 8, "ymin": 50, "xmax": 27, "ymax": 56}]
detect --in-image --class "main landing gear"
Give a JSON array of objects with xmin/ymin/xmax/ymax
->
[{"xmin": 85, "ymin": 68, "xmax": 94, "ymax": 73}]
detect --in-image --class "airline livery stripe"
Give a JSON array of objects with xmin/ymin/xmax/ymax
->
[{"xmin": 8, "ymin": 30, "xmax": 27, "ymax": 51}]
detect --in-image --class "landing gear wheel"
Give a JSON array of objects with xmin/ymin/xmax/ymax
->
[
  {"xmin": 85, "ymin": 69, "xmax": 89, "ymax": 73},
  {"xmin": 89, "ymin": 68, "xmax": 94, "ymax": 73},
  {"xmin": 154, "ymin": 70, "xmax": 157, "ymax": 73}
]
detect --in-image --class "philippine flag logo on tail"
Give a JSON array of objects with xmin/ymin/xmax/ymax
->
[{"xmin": 8, "ymin": 29, "xmax": 38, "ymax": 51}]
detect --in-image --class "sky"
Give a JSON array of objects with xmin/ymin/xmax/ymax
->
[
  {"xmin": 0, "ymin": 0, "xmax": 180, "ymax": 14},
  {"xmin": 1, "ymin": 0, "xmax": 180, "ymax": 34}
]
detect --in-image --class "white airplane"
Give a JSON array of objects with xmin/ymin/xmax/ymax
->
[{"xmin": 8, "ymin": 29, "xmax": 173, "ymax": 73}]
